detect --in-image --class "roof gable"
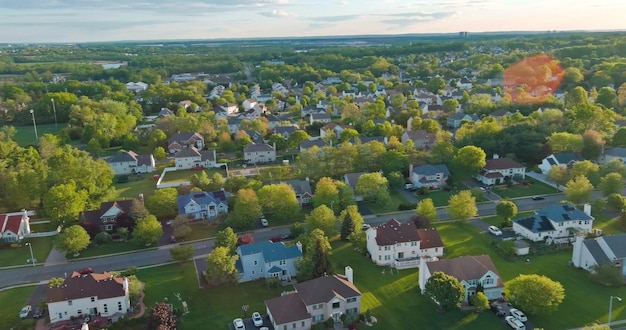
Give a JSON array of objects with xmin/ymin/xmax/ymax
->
[{"xmin": 375, "ymin": 219, "xmax": 420, "ymax": 245}]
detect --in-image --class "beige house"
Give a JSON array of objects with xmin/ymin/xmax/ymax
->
[
  {"xmin": 475, "ymin": 155, "xmax": 526, "ymax": 185},
  {"xmin": 244, "ymin": 142, "xmax": 276, "ymax": 164},
  {"xmin": 265, "ymin": 267, "xmax": 361, "ymax": 330}
]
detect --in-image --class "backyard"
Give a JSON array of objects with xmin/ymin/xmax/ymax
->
[
  {"xmin": 0, "ymin": 286, "xmax": 36, "ymax": 329},
  {"xmin": 113, "ymin": 174, "xmax": 158, "ymax": 200},
  {"xmin": 12, "ymin": 123, "xmax": 67, "ymax": 147},
  {"xmin": 364, "ymin": 191, "xmax": 411, "ymax": 214},
  {"xmin": 160, "ymin": 168, "xmax": 226, "ymax": 184}
]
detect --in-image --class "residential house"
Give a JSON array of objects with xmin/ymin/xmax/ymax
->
[
  {"xmin": 572, "ymin": 233, "xmax": 626, "ymax": 275},
  {"xmin": 106, "ymin": 151, "xmax": 155, "ymax": 175},
  {"xmin": 299, "ymin": 139, "xmax": 328, "ymax": 152},
  {"xmin": 217, "ymin": 102, "xmax": 239, "ymax": 116},
  {"xmin": 265, "ymin": 267, "xmax": 361, "ymax": 330},
  {"xmin": 226, "ymin": 118, "xmax": 242, "ymax": 134},
  {"xmin": 475, "ymin": 155, "xmax": 526, "ymax": 185},
  {"xmin": 266, "ymin": 115, "xmax": 283, "ymax": 129},
  {"xmin": 125, "ymin": 82, "xmax": 148, "ymax": 93},
  {"xmin": 178, "ymin": 100, "xmax": 199, "ymax": 112},
  {"xmin": 419, "ymin": 255, "xmax": 504, "ymax": 302},
  {"xmin": 409, "ymin": 164, "xmax": 450, "ymax": 189},
  {"xmin": 321, "ymin": 76, "xmax": 342, "ymax": 85},
  {"xmin": 401, "ymin": 130, "xmax": 436, "ymax": 149},
  {"xmin": 320, "ymin": 123, "xmax": 350, "ymax": 140},
  {"xmin": 538, "ymin": 152, "xmax": 584, "ymax": 174},
  {"xmin": 602, "ymin": 147, "xmax": 626, "ymax": 165},
  {"xmin": 80, "ymin": 199, "xmax": 136, "ymax": 236},
  {"xmin": 46, "ymin": 272, "xmax": 130, "ymax": 323},
  {"xmin": 310, "ymin": 113, "xmax": 332, "ymax": 125},
  {"xmin": 243, "ymin": 98, "xmax": 258, "ymax": 110},
  {"xmin": 489, "ymin": 109, "xmax": 512, "ymax": 120},
  {"xmin": 243, "ymin": 130, "xmax": 264, "ymax": 143},
  {"xmin": 0, "ymin": 210, "xmax": 31, "ymax": 242},
  {"xmin": 244, "ymin": 142, "xmax": 276, "ymax": 164},
  {"xmin": 176, "ymin": 191, "xmax": 229, "ymax": 220},
  {"xmin": 282, "ymin": 179, "xmax": 313, "ymax": 206},
  {"xmin": 236, "ymin": 241, "xmax": 302, "ymax": 283},
  {"xmin": 174, "ymin": 147, "xmax": 217, "ymax": 170},
  {"xmin": 274, "ymin": 126, "xmax": 297, "ymax": 140},
  {"xmin": 366, "ymin": 219, "xmax": 444, "ymax": 269},
  {"xmin": 208, "ymin": 85, "xmax": 225, "ymax": 99},
  {"xmin": 239, "ymin": 104, "xmax": 266, "ymax": 120},
  {"xmin": 447, "ymin": 112, "xmax": 480, "ymax": 129},
  {"xmin": 458, "ymin": 77, "xmax": 473, "ymax": 90},
  {"xmin": 301, "ymin": 106, "xmax": 327, "ymax": 118},
  {"xmin": 442, "ymin": 86, "xmax": 458, "ymax": 97},
  {"xmin": 158, "ymin": 108, "xmax": 174, "ymax": 118},
  {"xmin": 513, "ymin": 204, "xmax": 594, "ymax": 242},
  {"xmin": 167, "ymin": 132, "xmax": 204, "ymax": 154},
  {"xmin": 344, "ymin": 172, "xmax": 366, "ymax": 201}
]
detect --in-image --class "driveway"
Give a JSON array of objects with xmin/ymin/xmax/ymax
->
[
  {"xmin": 395, "ymin": 188, "xmax": 418, "ymax": 203},
  {"xmin": 469, "ymin": 218, "xmax": 491, "ymax": 232},
  {"xmin": 462, "ymin": 180, "xmax": 501, "ymax": 201},
  {"xmin": 229, "ymin": 313, "xmax": 273, "ymax": 330}
]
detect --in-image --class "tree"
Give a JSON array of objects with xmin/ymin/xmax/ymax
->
[
  {"xmin": 338, "ymin": 205, "xmax": 364, "ymax": 240},
  {"xmin": 424, "ymin": 272, "xmax": 465, "ymax": 310},
  {"xmin": 469, "ymin": 292, "xmax": 489, "ymax": 312},
  {"xmin": 133, "ymin": 215, "xmax": 163, "ymax": 246},
  {"xmin": 546, "ymin": 132, "xmax": 582, "ymax": 153},
  {"xmin": 215, "ymin": 226, "xmax": 238, "ymax": 255},
  {"xmin": 228, "ymin": 189, "xmax": 261, "ymax": 231},
  {"xmin": 447, "ymin": 190, "xmax": 477, "ymax": 221},
  {"xmin": 169, "ymin": 245, "xmax": 194, "ymax": 263},
  {"xmin": 48, "ymin": 277, "xmax": 64, "ymax": 287},
  {"xmin": 355, "ymin": 172, "xmax": 391, "ymax": 206},
  {"xmin": 145, "ymin": 188, "xmax": 178, "ymax": 219},
  {"xmin": 257, "ymin": 183, "xmax": 300, "ymax": 221},
  {"xmin": 590, "ymin": 262, "xmax": 624, "ymax": 287},
  {"xmin": 506, "ymin": 274, "xmax": 565, "ymax": 315},
  {"xmin": 454, "ymin": 146, "xmax": 486, "ymax": 172},
  {"xmin": 55, "ymin": 225, "xmax": 90, "ymax": 256},
  {"xmin": 607, "ymin": 193, "xmax": 626, "ymax": 212},
  {"xmin": 565, "ymin": 175, "xmax": 594, "ymax": 204},
  {"xmin": 130, "ymin": 199, "xmax": 149, "ymax": 221},
  {"xmin": 309, "ymin": 229, "xmax": 333, "ymax": 278},
  {"xmin": 546, "ymin": 165, "xmax": 571, "ymax": 188},
  {"xmin": 153, "ymin": 146, "xmax": 167, "ymax": 160},
  {"xmin": 312, "ymin": 177, "xmax": 339, "ymax": 212},
  {"xmin": 305, "ymin": 205, "xmax": 338, "ymax": 237},
  {"xmin": 172, "ymin": 215, "xmax": 192, "ymax": 240},
  {"xmin": 148, "ymin": 129, "xmax": 167, "ymax": 149},
  {"xmin": 581, "ymin": 130, "xmax": 605, "ymax": 160},
  {"xmin": 42, "ymin": 181, "xmax": 88, "ymax": 226},
  {"xmin": 598, "ymin": 173, "xmax": 624, "ymax": 197},
  {"xmin": 442, "ymin": 99, "xmax": 459, "ymax": 112},
  {"xmin": 596, "ymin": 87, "xmax": 617, "ymax": 108},
  {"xmin": 148, "ymin": 302, "xmax": 177, "ymax": 330},
  {"xmin": 427, "ymin": 77, "xmax": 446, "ymax": 94},
  {"xmin": 205, "ymin": 246, "xmax": 239, "ymax": 284},
  {"xmin": 415, "ymin": 198, "xmax": 437, "ymax": 221},
  {"xmin": 496, "ymin": 200, "xmax": 518, "ymax": 224}
]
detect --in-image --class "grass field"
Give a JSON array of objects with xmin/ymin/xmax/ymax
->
[
  {"xmin": 480, "ymin": 211, "xmax": 534, "ymax": 227},
  {"xmin": 66, "ymin": 240, "xmax": 155, "ymax": 260},
  {"xmin": 365, "ymin": 191, "xmax": 411, "ymax": 214},
  {"xmin": 0, "ymin": 236, "xmax": 55, "ymax": 268},
  {"xmin": 12, "ymin": 124, "xmax": 67, "ymax": 146},
  {"xmin": 0, "ymin": 286, "xmax": 37, "ymax": 329},
  {"xmin": 113, "ymin": 174, "xmax": 158, "ymax": 200},
  {"xmin": 494, "ymin": 178, "xmax": 559, "ymax": 199},
  {"xmin": 161, "ymin": 168, "xmax": 226, "ymax": 184}
]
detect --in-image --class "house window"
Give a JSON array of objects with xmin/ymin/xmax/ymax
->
[
  {"xmin": 105, "ymin": 224, "xmax": 113, "ymax": 231},
  {"xmin": 411, "ymin": 242, "xmax": 417, "ymax": 246},
  {"xmin": 302, "ymin": 321, "xmax": 305, "ymax": 327},
  {"xmin": 77, "ymin": 309, "xmax": 82, "ymax": 314},
  {"xmin": 347, "ymin": 297, "xmax": 357, "ymax": 303},
  {"xmin": 483, "ymin": 275, "xmax": 494, "ymax": 285},
  {"xmin": 252, "ymin": 270, "xmax": 255, "ymax": 275},
  {"xmin": 332, "ymin": 302, "xmax": 340, "ymax": 309},
  {"xmin": 312, "ymin": 314, "xmax": 324, "ymax": 322},
  {"xmin": 378, "ymin": 256, "xmax": 381, "ymax": 261},
  {"xmin": 384, "ymin": 255, "xmax": 391, "ymax": 260},
  {"xmin": 280, "ymin": 260, "xmax": 286, "ymax": 265},
  {"xmin": 118, "ymin": 302, "xmax": 123, "ymax": 311},
  {"xmin": 68, "ymin": 301, "xmax": 73, "ymax": 306},
  {"xmin": 254, "ymin": 260, "xmax": 258, "ymax": 266},
  {"xmin": 284, "ymin": 325, "xmax": 287, "ymax": 330},
  {"xmin": 378, "ymin": 247, "xmax": 381, "ymax": 251},
  {"xmin": 91, "ymin": 297, "xmax": 95, "ymax": 302},
  {"xmin": 347, "ymin": 308, "xmax": 358, "ymax": 314},
  {"xmin": 293, "ymin": 323, "xmax": 296, "ymax": 329},
  {"xmin": 104, "ymin": 304, "xmax": 108, "ymax": 313}
]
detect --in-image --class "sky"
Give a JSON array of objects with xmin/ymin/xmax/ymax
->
[{"xmin": 0, "ymin": 0, "xmax": 625, "ymax": 43}]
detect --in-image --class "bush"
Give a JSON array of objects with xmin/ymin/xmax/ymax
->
[
  {"xmin": 500, "ymin": 220, "xmax": 513, "ymax": 228},
  {"xmin": 494, "ymin": 240, "xmax": 516, "ymax": 260},
  {"xmin": 398, "ymin": 202, "xmax": 417, "ymax": 211},
  {"xmin": 324, "ymin": 317, "xmax": 334, "ymax": 328},
  {"xmin": 121, "ymin": 266, "xmax": 138, "ymax": 277},
  {"xmin": 94, "ymin": 232, "xmax": 113, "ymax": 245},
  {"xmin": 420, "ymin": 186, "xmax": 430, "ymax": 196},
  {"xmin": 591, "ymin": 263, "xmax": 625, "ymax": 286}
]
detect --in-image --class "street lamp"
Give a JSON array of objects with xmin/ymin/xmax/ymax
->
[
  {"xmin": 25, "ymin": 242, "xmax": 35, "ymax": 267},
  {"xmin": 51, "ymin": 98, "xmax": 58, "ymax": 128},
  {"xmin": 29, "ymin": 109, "xmax": 38, "ymax": 141},
  {"xmin": 609, "ymin": 295, "xmax": 622, "ymax": 326}
]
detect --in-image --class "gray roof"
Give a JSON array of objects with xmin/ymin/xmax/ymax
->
[
  {"xmin": 552, "ymin": 152, "xmax": 583, "ymax": 164},
  {"xmin": 238, "ymin": 241, "xmax": 302, "ymax": 263},
  {"xmin": 413, "ymin": 164, "xmax": 450, "ymax": 176},
  {"xmin": 513, "ymin": 204, "xmax": 592, "ymax": 233},
  {"xmin": 274, "ymin": 126, "xmax": 296, "ymax": 135},
  {"xmin": 174, "ymin": 147, "xmax": 201, "ymax": 158},
  {"xmin": 200, "ymin": 149, "xmax": 216, "ymax": 162},
  {"xmin": 449, "ymin": 112, "xmax": 479, "ymax": 121},
  {"xmin": 282, "ymin": 180, "xmax": 312, "ymax": 196},
  {"xmin": 604, "ymin": 147, "xmax": 626, "ymax": 158},
  {"xmin": 602, "ymin": 234, "xmax": 626, "ymax": 259},
  {"xmin": 168, "ymin": 131, "xmax": 203, "ymax": 145},
  {"xmin": 344, "ymin": 172, "xmax": 366, "ymax": 189},
  {"xmin": 311, "ymin": 113, "xmax": 331, "ymax": 120},
  {"xmin": 107, "ymin": 151, "xmax": 138, "ymax": 163},
  {"xmin": 300, "ymin": 139, "xmax": 328, "ymax": 150},
  {"xmin": 583, "ymin": 239, "xmax": 611, "ymax": 266},
  {"xmin": 244, "ymin": 142, "xmax": 275, "ymax": 152}
]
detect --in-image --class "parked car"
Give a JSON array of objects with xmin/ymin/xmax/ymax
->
[
  {"xmin": 233, "ymin": 318, "xmax": 246, "ymax": 330},
  {"xmin": 488, "ymin": 225, "xmax": 503, "ymax": 236},
  {"xmin": 166, "ymin": 220, "xmax": 173, "ymax": 226},
  {"xmin": 269, "ymin": 235, "xmax": 283, "ymax": 243},
  {"xmin": 531, "ymin": 196, "xmax": 545, "ymax": 200},
  {"xmin": 252, "ymin": 312, "xmax": 263, "ymax": 327},
  {"xmin": 19, "ymin": 305, "xmax": 31, "ymax": 319},
  {"xmin": 32, "ymin": 307, "xmax": 43, "ymax": 318},
  {"xmin": 505, "ymin": 316, "xmax": 525, "ymax": 330},
  {"xmin": 361, "ymin": 224, "xmax": 371, "ymax": 231},
  {"xmin": 490, "ymin": 302, "xmax": 506, "ymax": 316},
  {"xmin": 509, "ymin": 308, "xmax": 528, "ymax": 322},
  {"xmin": 78, "ymin": 267, "xmax": 94, "ymax": 275},
  {"xmin": 404, "ymin": 183, "xmax": 414, "ymax": 190},
  {"xmin": 260, "ymin": 218, "xmax": 269, "ymax": 227}
]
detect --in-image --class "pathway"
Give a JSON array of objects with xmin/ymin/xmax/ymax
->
[
  {"xmin": 44, "ymin": 248, "xmax": 67, "ymax": 267},
  {"xmin": 128, "ymin": 283, "xmax": 147, "ymax": 320}
]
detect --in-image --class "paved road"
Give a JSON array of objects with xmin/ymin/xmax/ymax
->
[{"xmin": 0, "ymin": 191, "xmax": 597, "ymax": 289}]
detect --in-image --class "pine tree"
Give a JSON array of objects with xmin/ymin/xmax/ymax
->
[
  {"xmin": 309, "ymin": 229, "xmax": 333, "ymax": 278},
  {"xmin": 340, "ymin": 212, "xmax": 354, "ymax": 240}
]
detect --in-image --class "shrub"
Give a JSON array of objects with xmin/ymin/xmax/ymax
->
[
  {"xmin": 590, "ymin": 263, "xmax": 624, "ymax": 286},
  {"xmin": 398, "ymin": 202, "xmax": 417, "ymax": 211},
  {"xmin": 94, "ymin": 232, "xmax": 113, "ymax": 245},
  {"xmin": 494, "ymin": 240, "xmax": 516, "ymax": 260},
  {"xmin": 324, "ymin": 317, "xmax": 334, "ymax": 328}
]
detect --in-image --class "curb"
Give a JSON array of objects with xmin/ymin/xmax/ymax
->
[{"xmin": 67, "ymin": 247, "xmax": 158, "ymax": 262}]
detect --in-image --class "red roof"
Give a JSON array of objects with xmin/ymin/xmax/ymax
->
[
  {"xmin": 0, "ymin": 214, "xmax": 22, "ymax": 234},
  {"xmin": 483, "ymin": 158, "xmax": 524, "ymax": 170},
  {"xmin": 416, "ymin": 228, "xmax": 444, "ymax": 249},
  {"xmin": 375, "ymin": 219, "xmax": 420, "ymax": 246}
]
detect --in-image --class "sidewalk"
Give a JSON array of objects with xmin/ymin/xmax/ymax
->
[
  {"xmin": 44, "ymin": 248, "xmax": 67, "ymax": 266},
  {"xmin": 526, "ymin": 171, "xmax": 564, "ymax": 192},
  {"xmin": 568, "ymin": 319, "xmax": 626, "ymax": 330}
]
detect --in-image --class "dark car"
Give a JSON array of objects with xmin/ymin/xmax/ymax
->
[
  {"xmin": 269, "ymin": 235, "xmax": 283, "ymax": 243},
  {"xmin": 531, "ymin": 196, "xmax": 545, "ymax": 200},
  {"xmin": 33, "ymin": 307, "xmax": 43, "ymax": 318},
  {"xmin": 491, "ymin": 302, "xmax": 506, "ymax": 316},
  {"xmin": 78, "ymin": 267, "xmax": 94, "ymax": 275}
]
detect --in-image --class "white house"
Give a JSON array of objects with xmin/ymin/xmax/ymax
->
[
  {"xmin": 125, "ymin": 82, "xmax": 148, "ymax": 93},
  {"xmin": 46, "ymin": 272, "xmax": 130, "ymax": 323},
  {"xmin": 265, "ymin": 267, "xmax": 361, "ymax": 330},
  {"xmin": 0, "ymin": 210, "xmax": 31, "ymax": 242},
  {"xmin": 235, "ymin": 241, "xmax": 302, "ymax": 283},
  {"xmin": 475, "ymin": 155, "xmax": 526, "ymax": 185},
  {"xmin": 538, "ymin": 152, "xmax": 584, "ymax": 174},
  {"xmin": 174, "ymin": 147, "xmax": 216, "ymax": 170},
  {"xmin": 513, "ymin": 204, "xmax": 594, "ymax": 242},
  {"xmin": 106, "ymin": 151, "xmax": 155, "ymax": 175},
  {"xmin": 176, "ymin": 191, "xmax": 229, "ymax": 220},
  {"xmin": 243, "ymin": 142, "xmax": 276, "ymax": 164},
  {"xmin": 572, "ymin": 233, "xmax": 626, "ymax": 274},
  {"xmin": 419, "ymin": 255, "xmax": 504, "ymax": 302},
  {"xmin": 366, "ymin": 219, "xmax": 444, "ymax": 269}
]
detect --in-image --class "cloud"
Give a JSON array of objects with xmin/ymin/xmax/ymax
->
[
  {"xmin": 311, "ymin": 14, "xmax": 361, "ymax": 22},
  {"xmin": 380, "ymin": 11, "xmax": 458, "ymax": 26},
  {"xmin": 261, "ymin": 9, "xmax": 298, "ymax": 18}
]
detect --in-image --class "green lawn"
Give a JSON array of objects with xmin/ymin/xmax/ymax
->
[
  {"xmin": 12, "ymin": 124, "xmax": 66, "ymax": 146},
  {"xmin": 113, "ymin": 174, "xmax": 158, "ymax": 200},
  {"xmin": 365, "ymin": 191, "xmax": 410, "ymax": 214},
  {"xmin": 161, "ymin": 168, "xmax": 226, "ymax": 184},
  {"xmin": 414, "ymin": 189, "xmax": 488, "ymax": 208},
  {"xmin": 67, "ymin": 240, "xmax": 155, "ymax": 260},
  {"xmin": 0, "ymin": 236, "xmax": 54, "ymax": 267},
  {"xmin": 0, "ymin": 286, "xmax": 37, "ymax": 329},
  {"xmin": 480, "ymin": 212, "xmax": 534, "ymax": 227},
  {"xmin": 180, "ymin": 222, "xmax": 220, "ymax": 242},
  {"xmin": 591, "ymin": 213, "xmax": 625, "ymax": 235},
  {"xmin": 493, "ymin": 178, "xmax": 559, "ymax": 199}
]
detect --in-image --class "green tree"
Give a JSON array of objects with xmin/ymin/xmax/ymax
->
[
  {"xmin": 546, "ymin": 132, "xmax": 582, "ymax": 153},
  {"xmin": 607, "ymin": 193, "xmax": 626, "ymax": 212},
  {"xmin": 415, "ymin": 198, "xmax": 437, "ymax": 221},
  {"xmin": 427, "ymin": 77, "xmax": 446, "ymax": 94},
  {"xmin": 611, "ymin": 127, "xmax": 626, "ymax": 147},
  {"xmin": 153, "ymin": 146, "xmax": 167, "ymax": 160},
  {"xmin": 590, "ymin": 262, "xmax": 624, "ymax": 287},
  {"xmin": 215, "ymin": 226, "xmax": 238, "ymax": 255},
  {"xmin": 42, "ymin": 181, "xmax": 88, "ymax": 226},
  {"xmin": 454, "ymin": 146, "xmax": 486, "ymax": 172},
  {"xmin": 257, "ymin": 183, "xmax": 300, "ymax": 221},
  {"xmin": 496, "ymin": 200, "xmax": 518, "ymax": 224},
  {"xmin": 312, "ymin": 177, "xmax": 340, "ymax": 212},
  {"xmin": 205, "ymin": 246, "xmax": 239, "ymax": 284},
  {"xmin": 338, "ymin": 205, "xmax": 364, "ymax": 240},
  {"xmin": 565, "ymin": 175, "xmax": 594, "ymax": 204},
  {"xmin": 355, "ymin": 172, "xmax": 391, "ymax": 206},
  {"xmin": 447, "ymin": 190, "xmax": 477, "ymax": 221},
  {"xmin": 377, "ymin": 150, "xmax": 409, "ymax": 176},
  {"xmin": 309, "ymin": 229, "xmax": 333, "ymax": 279},
  {"xmin": 148, "ymin": 129, "xmax": 168, "ymax": 149},
  {"xmin": 305, "ymin": 205, "xmax": 338, "ymax": 237},
  {"xmin": 169, "ymin": 245, "xmax": 194, "ymax": 263},
  {"xmin": 424, "ymin": 272, "xmax": 465, "ymax": 310},
  {"xmin": 547, "ymin": 165, "xmax": 571, "ymax": 188},
  {"xmin": 595, "ymin": 87, "xmax": 617, "ymax": 108},
  {"xmin": 145, "ymin": 188, "xmax": 178, "ymax": 219},
  {"xmin": 228, "ymin": 188, "xmax": 262, "ymax": 231},
  {"xmin": 442, "ymin": 99, "xmax": 459, "ymax": 112},
  {"xmin": 581, "ymin": 130, "xmax": 605, "ymax": 160},
  {"xmin": 469, "ymin": 292, "xmax": 489, "ymax": 312},
  {"xmin": 129, "ymin": 199, "xmax": 149, "ymax": 221},
  {"xmin": 55, "ymin": 225, "xmax": 90, "ymax": 256},
  {"xmin": 598, "ymin": 173, "xmax": 624, "ymax": 197},
  {"xmin": 506, "ymin": 274, "xmax": 565, "ymax": 315},
  {"xmin": 133, "ymin": 215, "xmax": 163, "ymax": 246}
]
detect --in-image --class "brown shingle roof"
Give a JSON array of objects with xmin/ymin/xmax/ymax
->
[
  {"xmin": 483, "ymin": 157, "xmax": 524, "ymax": 170},
  {"xmin": 46, "ymin": 272, "xmax": 126, "ymax": 303},
  {"xmin": 416, "ymin": 228, "xmax": 444, "ymax": 249},
  {"xmin": 265, "ymin": 292, "xmax": 309, "ymax": 325},
  {"xmin": 374, "ymin": 219, "xmax": 420, "ymax": 246},
  {"xmin": 426, "ymin": 255, "xmax": 503, "ymax": 287},
  {"xmin": 294, "ymin": 274, "xmax": 361, "ymax": 306}
]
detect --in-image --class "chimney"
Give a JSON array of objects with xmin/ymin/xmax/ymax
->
[
  {"xmin": 493, "ymin": 154, "xmax": 499, "ymax": 159},
  {"xmin": 408, "ymin": 164, "xmax": 413, "ymax": 183},
  {"xmin": 583, "ymin": 203, "xmax": 592, "ymax": 217},
  {"xmin": 21, "ymin": 209, "xmax": 31, "ymax": 235},
  {"xmin": 345, "ymin": 266, "xmax": 353, "ymax": 283},
  {"xmin": 296, "ymin": 241, "xmax": 303, "ymax": 253}
]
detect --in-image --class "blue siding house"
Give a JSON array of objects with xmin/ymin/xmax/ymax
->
[
  {"xmin": 235, "ymin": 241, "xmax": 302, "ymax": 283},
  {"xmin": 176, "ymin": 191, "xmax": 230, "ymax": 220}
]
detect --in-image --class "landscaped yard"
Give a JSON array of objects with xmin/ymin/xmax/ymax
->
[
  {"xmin": 160, "ymin": 168, "xmax": 226, "ymax": 184},
  {"xmin": 365, "ymin": 191, "xmax": 411, "ymax": 214},
  {"xmin": 414, "ymin": 189, "xmax": 489, "ymax": 208},
  {"xmin": 0, "ymin": 286, "xmax": 37, "ymax": 329},
  {"xmin": 0, "ymin": 236, "xmax": 55, "ymax": 267},
  {"xmin": 67, "ymin": 240, "xmax": 155, "ymax": 260},
  {"xmin": 113, "ymin": 174, "xmax": 158, "ymax": 200},
  {"xmin": 493, "ymin": 177, "xmax": 558, "ymax": 199},
  {"xmin": 12, "ymin": 124, "xmax": 67, "ymax": 146},
  {"xmin": 590, "ymin": 212, "xmax": 625, "ymax": 235}
]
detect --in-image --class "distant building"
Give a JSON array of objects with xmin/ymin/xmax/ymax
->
[{"xmin": 106, "ymin": 151, "xmax": 155, "ymax": 175}]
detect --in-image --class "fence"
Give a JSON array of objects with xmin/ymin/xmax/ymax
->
[{"xmin": 155, "ymin": 166, "xmax": 190, "ymax": 189}]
